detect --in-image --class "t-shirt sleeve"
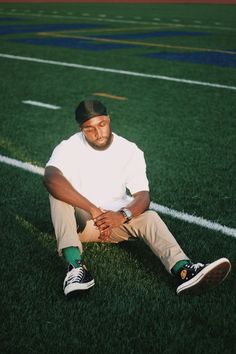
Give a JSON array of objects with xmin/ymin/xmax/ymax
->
[
  {"xmin": 45, "ymin": 141, "xmax": 73, "ymax": 180},
  {"xmin": 125, "ymin": 146, "xmax": 149, "ymax": 195}
]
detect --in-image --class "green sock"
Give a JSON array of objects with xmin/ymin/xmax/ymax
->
[
  {"xmin": 171, "ymin": 260, "xmax": 190, "ymax": 275},
  {"xmin": 63, "ymin": 247, "xmax": 81, "ymax": 268}
]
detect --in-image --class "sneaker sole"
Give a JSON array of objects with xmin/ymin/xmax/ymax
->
[
  {"xmin": 64, "ymin": 279, "xmax": 95, "ymax": 296},
  {"xmin": 176, "ymin": 258, "xmax": 231, "ymax": 295}
]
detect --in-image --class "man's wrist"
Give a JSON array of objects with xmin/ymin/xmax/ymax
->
[
  {"xmin": 90, "ymin": 206, "xmax": 102, "ymax": 219},
  {"xmin": 119, "ymin": 208, "xmax": 133, "ymax": 223},
  {"xmin": 118, "ymin": 210, "xmax": 127, "ymax": 223}
]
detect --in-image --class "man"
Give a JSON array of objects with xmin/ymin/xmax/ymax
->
[{"xmin": 43, "ymin": 99, "xmax": 231, "ymax": 297}]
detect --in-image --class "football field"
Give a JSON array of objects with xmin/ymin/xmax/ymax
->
[{"xmin": 0, "ymin": 2, "xmax": 236, "ymax": 353}]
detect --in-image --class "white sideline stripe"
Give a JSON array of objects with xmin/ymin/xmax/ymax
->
[
  {"xmin": 0, "ymin": 155, "xmax": 45, "ymax": 176},
  {"xmin": 22, "ymin": 100, "xmax": 61, "ymax": 110},
  {"xmin": 150, "ymin": 202, "xmax": 236, "ymax": 238},
  {"xmin": 1, "ymin": 53, "xmax": 236, "ymax": 91},
  {"xmin": 0, "ymin": 154, "xmax": 235, "ymax": 239}
]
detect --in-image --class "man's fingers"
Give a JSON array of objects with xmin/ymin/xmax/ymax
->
[
  {"xmin": 94, "ymin": 215, "xmax": 113, "ymax": 230},
  {"xmin": 99, "ymin": 233, "xmax": 110, "ymax": 242},
  {"xmin": 95, "ymin": 219, "xmax": 106, "ymax": 227},
  {"xmin": 100, "ymin": 226, "xmax": 111, "ymax": 234},
  {"xmin": 94, "ymin": 210, "xmax": 111, "ymax": 223},
  {"xmin": 95, "ymin": 219, "xmax": 109, "ymax": 230},
  {"xmin": 94, "ymin": 212, "xmax": 106, "ymax": 221},
  {"xmin": 98, "ymin": 227, "xmax": 112, "ymax": 242},
  {"xmin": 93, "ymin": 211, "xmax": 114, "ymax": 241},
  {"xmin": 93, "ymin": 212, "xmax": 105, "ymax": 223}
]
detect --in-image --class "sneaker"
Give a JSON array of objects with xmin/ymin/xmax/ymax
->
[
  {"xmin": 63, "ymin": 260, "xmax": 95, "ymax": 296},
  {"xmin": 176, "ymin": 257, "xmax": 231, "ymax": 295}
]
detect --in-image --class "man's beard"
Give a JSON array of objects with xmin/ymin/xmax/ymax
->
[{"xmin": 86, "ymin": 133, "xmax": 113, "ymax": 151}]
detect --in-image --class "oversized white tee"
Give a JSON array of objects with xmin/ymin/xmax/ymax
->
[{"xmin": 46, "ymin": 132, "xmax": 149, "ymax": 211}]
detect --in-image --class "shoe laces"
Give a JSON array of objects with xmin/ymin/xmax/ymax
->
[
  {"xmin": 66, "ymin": 266, "xmax": 84, "ymax": 285},
  {"xmin": 187, "ymin": 262, "xmax": 204, "ymax": 271}
]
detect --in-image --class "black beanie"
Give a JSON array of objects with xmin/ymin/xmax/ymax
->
[{"xmin": 75, "ymin": 100, "xmax": 108, "ymax": 126}]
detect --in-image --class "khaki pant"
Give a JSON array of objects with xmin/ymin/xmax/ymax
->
[{"xmin": 49, "ymin": 195, "xmax": 189, "ymax": 273}]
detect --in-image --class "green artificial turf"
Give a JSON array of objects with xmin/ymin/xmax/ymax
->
[{"xmin": 0, "ymin": 2, "xmax": 235, "ymax": 353}]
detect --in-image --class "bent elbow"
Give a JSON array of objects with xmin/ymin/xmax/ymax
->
[
  {"xmin": 42, "ymin": 173, "xmax": 51, "ymax": 191},
  {"xmin": 43, "ymin": 166, "xmax": 56, "ymax": 190}
]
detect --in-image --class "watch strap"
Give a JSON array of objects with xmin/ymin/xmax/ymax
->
[{"xmin": 119, "ymin": 208, "xmax": 133, "ymax": 222}]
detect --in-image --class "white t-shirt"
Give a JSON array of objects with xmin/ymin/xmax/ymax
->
[{"xmin": 46, "ymin": 132, "xmax": 149, "ymax": 211}]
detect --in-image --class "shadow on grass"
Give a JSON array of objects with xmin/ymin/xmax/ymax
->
[{"xmin": 118, "ymin": 238, "xmax": 171, "ymax": 281}]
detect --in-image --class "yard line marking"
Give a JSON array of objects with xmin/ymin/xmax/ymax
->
[
  {"xmin": 1, "ymin": 53, "xmax": 236, "ymax": 91},
  {"xmin": 0, "ymin": 154, "xmax": 235, "ymax": 239},
  {"xmin": 43, "ymin": 26, "xmax": 167, "ymax": 34},
  {"xmin": 22, "ymin": 100, "xmax": 61, "ymax": 110},
  {"xmin": 94, "ymin": 92, "xmax": 127, "ymax": 100},
  {"xmin": 39, "ymin": 31, "xmax": 236, "ymax": 56},
  {"xmin": 0, "ymin": 11, "xmax": 235, "ymax": 31}
]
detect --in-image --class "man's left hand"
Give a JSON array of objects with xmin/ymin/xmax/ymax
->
[{"xmin": 94, "ymin": 211, "xmax": 125, "ymax": 242}]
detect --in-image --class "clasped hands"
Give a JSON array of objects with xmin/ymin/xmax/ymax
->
[{"xmin": 93, "ymin": 210, "xmax": 125, "ymax": 242}]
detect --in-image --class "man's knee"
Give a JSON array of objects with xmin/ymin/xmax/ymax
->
[
  {"xmin": 143, "ymin": 210, "xmax": 159, "ymax": 223},
  {"xmin": 130, "ymin": 210, "xmax": 159, "ymax": 235},
  {"xmin": 49, "ymin": 195, "xmax": 74, "ymax": 216}
]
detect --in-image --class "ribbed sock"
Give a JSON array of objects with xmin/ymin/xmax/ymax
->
[
  {"xmin": 171, "ymin": 260, "xmax": 190, "ymax": 275},
  {"xmin": 63, "ymin": 247, "xmax": 81, "ymax": 268}
]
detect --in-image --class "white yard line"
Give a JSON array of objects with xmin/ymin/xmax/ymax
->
[
  {"xmin": 22, "ymin": 100, "xmax": 61, "ymax": 110},
  {"xmin": 1, "ymin": 53, "xmax": 236, "ymax": 91},
  {"xmin": 0, "ymin": 11, "xmax": 235, "ymax": 31},
  {"xmin": 0, "ymin": 154, "xmax": 235, "ymax": 239}
]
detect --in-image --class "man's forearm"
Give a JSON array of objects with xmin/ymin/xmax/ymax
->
[
  {"xmin": 125, "ymin": 191, "xmax": 150, "ymax": 218},
  {"xmin": 43, "ymin": 166, "xmax": 99, "ymax": 217}
]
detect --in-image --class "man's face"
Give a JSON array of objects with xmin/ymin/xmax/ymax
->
[{"xmin": 81, "ymin": 115, "xmax": 112, "ymax": 150}]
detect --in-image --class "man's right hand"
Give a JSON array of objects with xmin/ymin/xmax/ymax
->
[{"xmin": 91, "ymin": 207, "xmax": 112, "ymax": 242}]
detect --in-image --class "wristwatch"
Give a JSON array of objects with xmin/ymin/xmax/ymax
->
[{"xmin": 119, "ymin": 208, "xmax": 133, "ymax": 223}]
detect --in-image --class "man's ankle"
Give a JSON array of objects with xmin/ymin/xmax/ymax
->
[
  {"xmin": 63, "ymin": 246, "xmax": 81, "ymax": 268},
  {"xmin": 171, "ymin": 260, "xmax": 190, "ymax": 275}
]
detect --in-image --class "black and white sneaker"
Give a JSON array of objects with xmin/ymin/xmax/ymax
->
[
  {"xmin": 176, "ymin": 258, "xmax": 231, "ymax": 295},
  {"xmin": 63, "ymin": 260, "xmax": 95, "ymax": 296}
]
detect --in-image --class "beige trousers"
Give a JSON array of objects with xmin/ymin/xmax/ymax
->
[{"xmin": 49, "ymin": 195, "xmax": 189, "ymax": 273}]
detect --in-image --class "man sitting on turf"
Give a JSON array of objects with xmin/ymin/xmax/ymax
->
[{"xmin": 43, "ymin": 99, "xmax": 231, "ymax": 297}]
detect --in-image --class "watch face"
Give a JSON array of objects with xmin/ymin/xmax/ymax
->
[{"xmin": 123, "ymin": 208, "xmax": 132, "ymax": 220}]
